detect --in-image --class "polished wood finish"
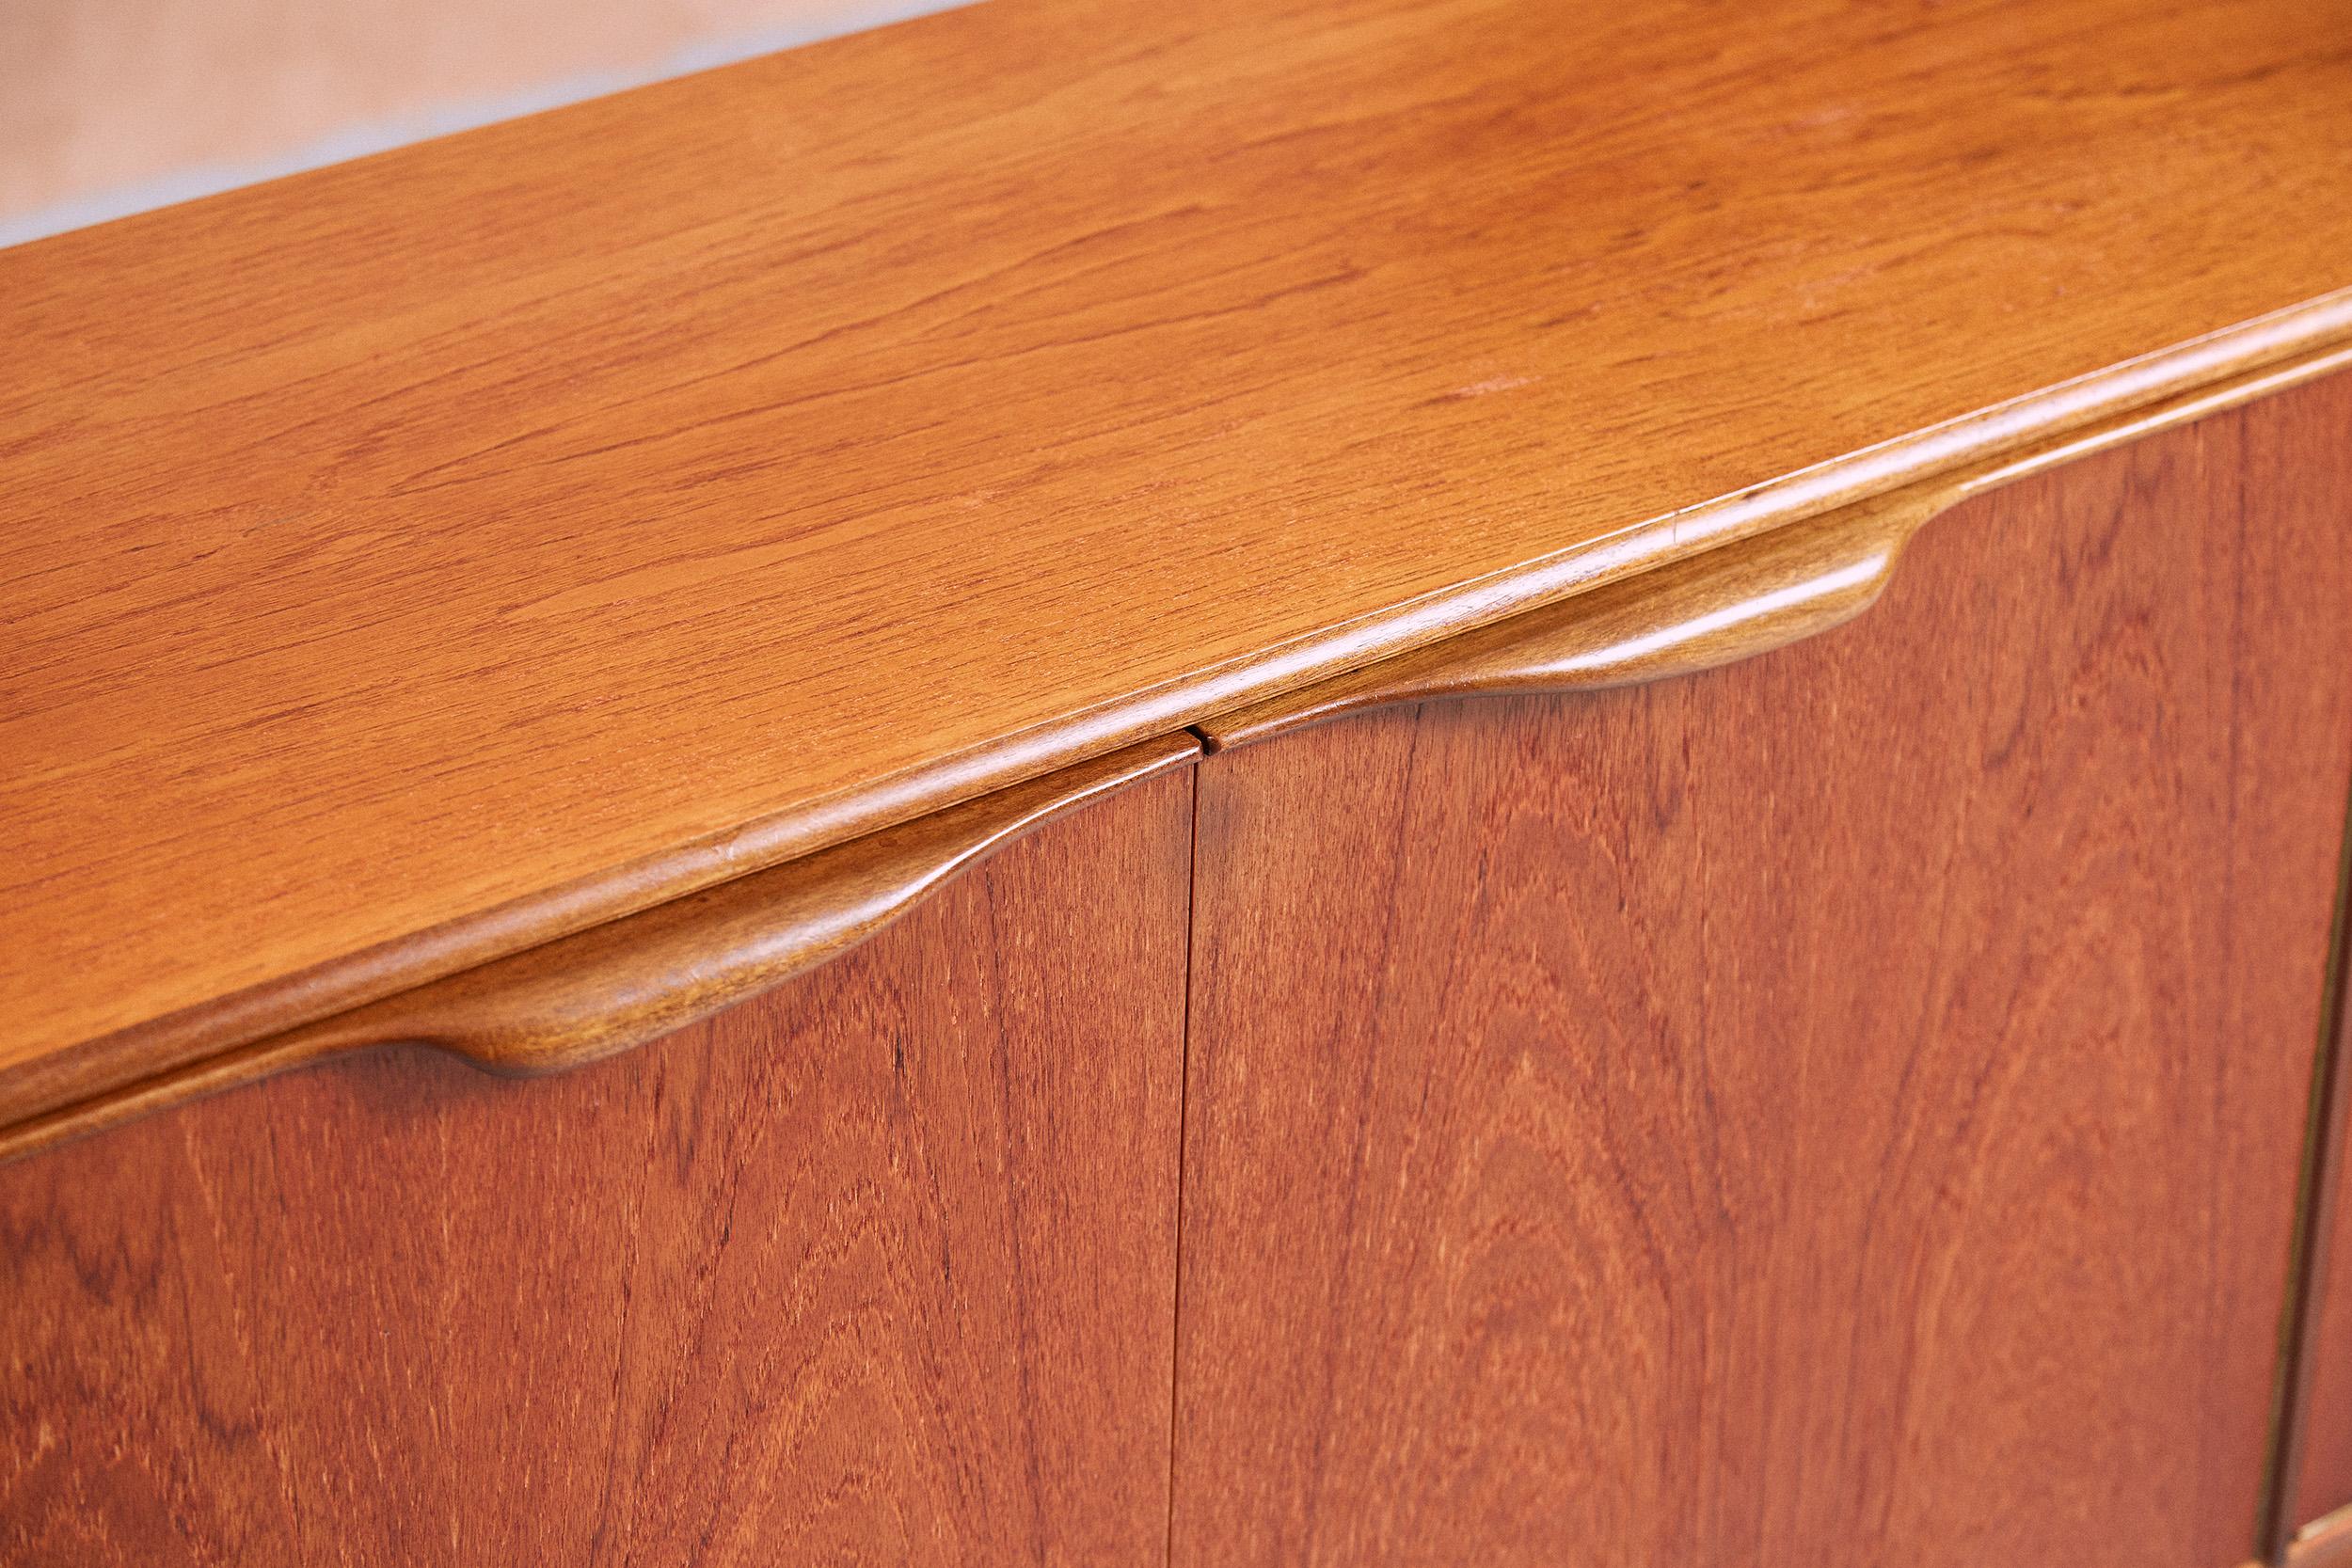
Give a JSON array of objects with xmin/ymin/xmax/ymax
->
[
  {"xmin": 0, "ymin": 766, "xmax": 1192, "ymax": 1566},
  {"xmin": 1171, "ymin": 374, "xmax": 2352, "ymax": 1567},
  {"xmin": 1202, "ymin": 490, "xmax": 1923, "ymax": 750},
  {"xmin": 9, "ymin": 0, "xmax": 2352, "ymax": 1120},
  {"xmin": 0, "ymin": 733, "xmax": 1197, "ymax": 1164},
  {"xmin": 1200, "ymin": 341, "xmax": 2352, "ymax": 752}
]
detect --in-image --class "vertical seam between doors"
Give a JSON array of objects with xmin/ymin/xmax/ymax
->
[{"xmin": 1165, "ymin": 737, "xmax": 1208, "ymax": 1568}]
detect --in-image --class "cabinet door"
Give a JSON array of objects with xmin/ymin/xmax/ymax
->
[
  {"xmin": 1171, "ymin": 375, "xmax": 2352, "ymax": 1567},
  {"xmin": 0, "ymin": 768, "xmax": 1194, "ymax": 1567}
]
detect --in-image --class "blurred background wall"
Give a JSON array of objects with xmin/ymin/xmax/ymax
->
[{"xmin": 0, "ymin": 0, "xmax": 965, "ymax": 246}]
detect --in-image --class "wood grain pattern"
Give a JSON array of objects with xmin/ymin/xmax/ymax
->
[
  {"xmin": 1172, "ymin": 373, "xmax": 2352, "ymax": 1568},
  {"xmin": 7, "ymin": 0, "xmax": 2352, "ymax": 1112},
  {"xmin": 1200, "ymin": 489, "xmax": 1924, "ymax": 750},
  {"xmin": 1200, "ymin": 339, "xmax": 2352, "ymax": 752},
  {"xmin": 0, "ymin": 763, "xmax": 1193, "ymax": 1567},
  {"xmin": 0, "ymin": 732, "xmax": 1197, "ymax": 1158}
]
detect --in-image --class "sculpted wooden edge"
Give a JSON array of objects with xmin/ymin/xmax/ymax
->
[
  {"xmin": 1199, "ymin": 326, "xmax": 2352, "ymax": 750},
  {"xmin": 0, "ymin": 733, "xmax": 1200, "ymax": 1165},
  {"xmin": 7, "ymin": 300, "xmax": 2352, "ymax": 1157},
  {"xmin": 1198, "ymin": 495, "xmax": 1922, "ymax": 750}
]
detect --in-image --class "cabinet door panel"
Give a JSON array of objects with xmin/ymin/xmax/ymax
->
[
  {"xmin": 0, "ymin": 768, "xmax": 1194, "ymax": 1567},
  {"xmin": 1172, "ymin": 375, "xmax": 2352, "ymax": 1567}
]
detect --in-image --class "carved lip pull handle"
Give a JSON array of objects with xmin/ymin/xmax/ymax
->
[
  {"xmin": 1197, "ymin": 490, "xmax": 1944, "ymax": 752},
  {"xmin": 1197, "ymin": 319, "xmax": 2352, "ymax": 755},
  {"xmin": 0, "ymin": 733, "xmax": 1200, "ymax": 1165},
  {"xmin": 322, "ymin": 730, "xmax": 1200, "ymax": 1077}
]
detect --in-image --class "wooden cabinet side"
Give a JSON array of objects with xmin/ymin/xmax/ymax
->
[{"xmin": 2284, "ymin": 857, "xmax": 2352, "ymax": 1557}]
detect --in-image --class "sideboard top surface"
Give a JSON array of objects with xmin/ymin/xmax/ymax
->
[{"xmin": 5, "ymin": 0, "xmax": 2352, "ymax": 1096}]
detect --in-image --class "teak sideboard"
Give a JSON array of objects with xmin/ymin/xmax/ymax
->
[{"xmin": 6, "ymin": 1, "xmax": 2352, "ymax": 1564}]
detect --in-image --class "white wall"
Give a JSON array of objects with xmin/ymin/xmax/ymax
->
[{"xmin": 0, "ymin": 0, "xmax": 970, "ymax": 246}]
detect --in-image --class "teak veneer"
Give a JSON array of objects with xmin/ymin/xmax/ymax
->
[
  {"xmin": 1174, "ymin": 375, "xmax": 2352, "ymax": 1564},
  {"xmin": 2, "ymin": 768, "xmax": 1196, "ymax": 1565},
  {"xmin": 8, "ymin": 2, "xmax": 2352, "ymax": 1563},
  {"xmin": 0, "ymin": 735, "xmax": 1197, "ymax": 1164},
  {"xmin": 8, "ymin": 0, "xmax": 2352, "ymax": 1141},
  {"xmin": 1200, "ymin": 336, "xmax": 2352, "ymax": 751}
]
